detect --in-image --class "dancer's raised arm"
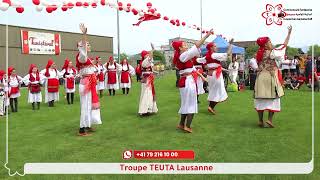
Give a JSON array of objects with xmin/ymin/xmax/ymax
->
[
  {"xmin": 195, "ymin": 29, "xmax": 214, "ymax": 48},
  {"xmin": 283, "ymin": 25, "xmax": 292, "ymax": 47}
]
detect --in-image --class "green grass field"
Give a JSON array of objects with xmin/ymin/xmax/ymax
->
[{"xmin": 0, "ymin": 71, "xmax": 319, "ymax": 180}]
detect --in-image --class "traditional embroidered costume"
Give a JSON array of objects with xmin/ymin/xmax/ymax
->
[
  {"xmin": 22, "ymin": 64, "xmax": 45, "ymax": 110},
  {"xmin": 7, "ymin": 67, "xmax": 22, "ymax": 112},
  {"xmin": 138, "ymin": 50, "xmax": 158, "ymax": 115},
  {"xmin": 61, "ymin": 59, "xmax": 77, "ymax": 105}
]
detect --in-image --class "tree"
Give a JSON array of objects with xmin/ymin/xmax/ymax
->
[
  {"xmin": 245, "ymin": 44, "xmax": 259, "ymax": 59},
  {"xmin": 307, "ymin": 45, "xmax": 320, "ymax": 57},
  {"xmin": 153, "ymin": 50, "xmax": 166, "ymax": 65},
  {"xmin": 120, "ymin": 53, "xmax": 129, "ymax": 61},
  {"xmin": 286, "ymin": 46, "xmax": 299, "ymax": 59}
]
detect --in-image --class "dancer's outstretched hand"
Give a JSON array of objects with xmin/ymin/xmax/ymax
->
[
  {"xmin": 288, "ymin": 25, "xmax": 292, "ymax": 33},
  {"xmin": 80, "ymin": 23, "xmax": 87, "ymax": 35}
]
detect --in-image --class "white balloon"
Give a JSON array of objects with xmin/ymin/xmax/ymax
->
[
  {"xmin": 41, "ymin": 0, "xmax": 50, "ymax": 6},
  {"xmin": 139, "ymin": 11, "xmax": 144, "ymax": 16},
  {"xmin": 10, "ymin": 0, "xmax": 22, "ymax": 7},
  {"xmin": 0, "ymin": 3, "xmax": 10, "ymax": 11},
  {"xmin": 36, "ymin": 5, "xmax": 43, "ymax": 12}
]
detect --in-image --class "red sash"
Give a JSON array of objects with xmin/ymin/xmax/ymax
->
[
  {"xmin": 9, "ymin": 87, "xmax": 19, "ymax": 96},
  {"xmin": 107, "ymin": 71, "xmax": 117, "ymax": 84},
  {"xmin": 47, "ymin": 78, "xmax": 59, "ymax": 93},
  {"xmin": 66, "ymin": 77, "xmax": 75, "ymax": 89},
  {"xmin": 178, "ymin": 71, "xmax": 198, "ymax": 88},
  {"xmin": 98, "ymin": 71, "xmax": 104, "ymax": 81},
  {"xmin": 81, "ymin": 74, "xmax": 100, "ymax": 109},
  {"xmin": 144, "ymin": 74, "xmax": 156, "ymax": 101},
  {"xmin": 121, "ymin": 71, "xmax": 130, "ymax": 83}
]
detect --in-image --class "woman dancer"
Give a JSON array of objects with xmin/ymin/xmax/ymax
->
[{"xmin": 254, "ymin": 25, "xmax": 292, "ymax": 128}]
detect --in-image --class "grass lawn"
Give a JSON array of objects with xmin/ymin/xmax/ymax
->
[{"xmin": 0, "ymin": 71, "xmax": 319, "ymax": 180}]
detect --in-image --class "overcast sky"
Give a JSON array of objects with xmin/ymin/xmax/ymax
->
[{"xmin": 0, "ymin": 0, "xmax": 319, "ymax": 54}]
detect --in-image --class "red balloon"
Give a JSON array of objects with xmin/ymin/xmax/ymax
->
[
  {"xmin": 182, "ymin": 22, "xmax": 186, "ymax": 26},
  {"xmin": 2, "ymin": 0, "xmax": 11, "ymax": 6},
  {"xmin": 132, "ymin": 8, "xmax": 138, "ymax": 15},
  {"xmin": 32, "ymin": 0, "xmax": 40, "ymax": 6},
  {"xmin": 92, "ymin": 3, "xmax": 97, "ymax": 8},
  {"xmin": 163, "ymin": 16, "xmax": 169, "ymax": 20},
  {"xmin": 147, "ymin": 2, "xmax": 152, "ymax": 8},
  {"xmin": 46, "ymin": 7, "xmax": 53, "ymax": 13},
  {"xmin": 16, "ymin": 7, "xmax": 24, "ymax": 13},
  {"xmin": 101, "ymin": 0, "xmax": 106, "ymax": 6},
  {"xmin": 67, "ymin": 3, "xmax": 74, "ymax": 9},
  {"xmin": 61, "ymin": 5, "xmax": 68, "ymax": 11},
  {"xmin": 176, "ymin": 19, "xmax": 180, "ymax": 23},
  {"xmin": 76, "ymin": 2, "xmax": 82, "ymax": 7},
  {"xmin": 119, "ymin": 7, "xmax": 123, "ymax": 11},
  {"xmin": 127, "ymin": 3, "xmax": 131, "ymax": 7},
  {"xmin": 83, "ymin": 2, "xmax": 89, "ymax": 7},
  {"xmin": 149, "ymin": 9, "xmax": 155, "ymax": 14},
  {"xmin": 156, "ymin": 13, "xmax": 161, "ymax": 17},
  {"xmin": 176, "ymin": 23, "xmax": 180, "ymax": 27},
  {"xmin": 118, "ymin": 2, "xmax": 123, "ymax": 6},
  {"xmin": 52, "ymin": 5, "xmax": 57, "ymax": 11}
]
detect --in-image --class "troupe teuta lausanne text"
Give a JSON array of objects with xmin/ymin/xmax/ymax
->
[{"xmin": 120, "ymin": 164, "xmax": 214, "ymax": 173}]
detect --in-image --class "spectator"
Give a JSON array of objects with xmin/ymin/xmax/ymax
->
[
  {"xmin": 316, "ymin": 56, "xmax": 320, "ymax": 73},
  {"xmin": 290, "ymin": 57, "xmax": 299, "ymax": 75},
  {"xmin": 297, "ymin": 73, "xmax": 306, "ymax": 87},
  {"xmin": 305, "ymin": 55, "xmax": 313, "ymax": 84},
  {"xmin": 290, "ymin": 76, "xmax": 300, "ymax": 90},
  {"xmin": 228, "ymin": 56, "xmax": 239, "ymax": 84},
  {"xmin": 135, "ymin": 63, "xmax": 142, "ymax": 82},
  {"xmin": 238, "ymin": 58, "xmax": 246, "ymax": 81},
  {"xmin": 284, "ymin": 75, "xmax": 293, "ymax": 90},
  {"xmin": 248, "ymin": 56, "xmax": 258, "ymax": 90},
  {"xmin": 281, "ymin": 56, "xmax": 290, "ymax": 77},
  {"xmin": 298, "ymin": 55, "xmax": 306, "ymax": 75}
]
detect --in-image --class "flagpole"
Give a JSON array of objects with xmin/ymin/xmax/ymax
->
[
  {"xmin": 200, "ymin": 0, "xmax": 203, "ymax": 39},
  {"xmin": 117, "ymin": 0, "xmax": 120, "ymax": 63}
]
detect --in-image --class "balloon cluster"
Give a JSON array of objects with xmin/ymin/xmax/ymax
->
[
  {"xmin": 0, "ymin": 0, "xmax": 24, "ymax": 13},
  {"xmin": 0, "ymin": 0, "xmax": 216, "ymax": 35}
]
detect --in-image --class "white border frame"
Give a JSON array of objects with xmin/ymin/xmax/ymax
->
[{"xmin": 3, "ymin": 15, "xmax": 314, "ymax": 176}]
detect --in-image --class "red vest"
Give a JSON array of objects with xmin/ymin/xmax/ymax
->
[
  {"xmin": 29, "ymin": 73, "xmax": 41, "ymax": 93},
  {"xmin": 106, "ymin": 62, "xmax": 116, "ymax": 70},
  {"xmin": 205, "ymin": 53, "xmax": 221, "ymax": 66},
  {"xmin": 176, "ymin": 59, "xmax": 194, "ymax": 71},
  {"xmin": 76, "ymin": 53, "xmax": 92, "ymax": 70}
]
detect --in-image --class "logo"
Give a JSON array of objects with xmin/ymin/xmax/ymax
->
[
  {"xmin": 122, "ymin": 150, "xmax": 133, "ymax": 160},
  {"xmin": 262, "ymin": 4, "xmax": 287, "ymax": 26}
]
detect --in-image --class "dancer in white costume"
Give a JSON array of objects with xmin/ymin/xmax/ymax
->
[
  {"xmin": 197, "ymin": 39, "xmax": 233, "ymax": 115},
  {"xmin": 40, "ymin": 59, "xmax": 61, "ymax": 107},
  {"xmin": 192, "ymin": 57, "xmax": 206, "ymax": 103},
  {"xmin": 172, "ymin": 30, "xmax": 212, "ymax": 133},
  {"xmin": 23, "ymin": 64, "xmax": 46, "ymax": 110},
  {"xmin": 7, "ymin": 67, "xmax": 22, "ymax": 113},
  {"xmin": 104, "ymin": 56, "xmax": 121, "ymax": 96},
  {"xmin": 119, "ymin": 58, "xmax": 135, "ymax": 95},
  {"xmin": 0, "ymin": 70, "xmax": 9, "ymax": 116},
  {"xmin": 138, "ymin": 45, "xmax": 158, "ymax": 116},
  {"xmin": 95, "ymin": 56, "xmax": 106, "ymax": 98},
  {"xmin": 254, "ymin": 25, "xmax": 292, "ymax": 128},
  {"xmin": 76, "ymin": 23, "xmax": 102, "ymax": 136},
  {"xmin": 228, "ymin": 56, "xmax": 239, "ymax": 84},
  {"xmin": 61, "ymin": 59, "xmax": 77, "ymax": 105}
]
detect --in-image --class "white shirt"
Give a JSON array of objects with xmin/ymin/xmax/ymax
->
[
  {"xmin": 8, "ymin": 75, "xmax": 22, "ymax": 87},
  {"xmin": 290, "ymin": 59, "xmax": 299, "ymax": 69},
  {"xmin": 249, "ymin": 58, "xmax": 258, "ymax": 70},
  {"xmin": 179, "ymin": 45, "xmax": 200, "ymax": 74},
  {"xmin": 239, "ymin": 61, "xmax": 246, "ymax": 71},
  {"xmin": 228, "ymin": 62, "xmax": 239, "ymax": 74}
]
